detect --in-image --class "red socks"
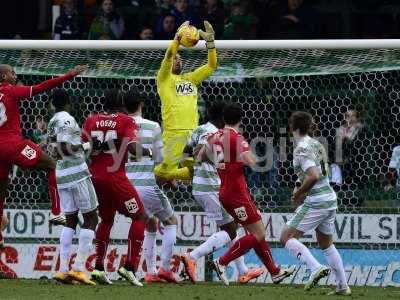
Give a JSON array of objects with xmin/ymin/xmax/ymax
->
[
  {"xmin": 95, "ymin": 221, "xmax": 113, "ymax": 270},
  {"xmin": 126, "ymin": 219, "xmax": 145, "ymax": 272},
  {"xmin": 254, "ymin": 239, "xmax": 280, "ymax": 275},
  {"xmin": 219, "ymin": 234, "xmax": 258, "ymax": 266},
  {"xmin": 219, "ymin": 234, "xmax": 280, "ymax": 276},
  {"xmin": 47, "ymin": 169, "xmax": 61, "ymax": 215}
]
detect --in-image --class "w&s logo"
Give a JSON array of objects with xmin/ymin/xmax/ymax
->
[{"xmin": 175, "ymin": 82, "xmax": 196, "ymax": 96}]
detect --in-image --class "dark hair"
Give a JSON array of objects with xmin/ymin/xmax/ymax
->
[
  {"xmin": 124, "ymin": 89, "xmax": 143, "ymax": 113},
  {"xmin": 207, "ymin": 101, "xmax": 226, "ymax": 122},
  {"xmin": 223, "ymin": 103, "xmax": 244, "ymax": 125},
  {"xmin": 52, "ymin": 89, "xmax": 71, "ymax": 109},
  {"xmin": 104, "ymin": 89, "xmax": 124, "ymax": 111},
  {"xmin": 289, "ymin": 111, "xmax": 313, "ymax": 135}
]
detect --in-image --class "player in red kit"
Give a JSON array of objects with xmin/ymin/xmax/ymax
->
[
  {"xmin": 83, "ymin": 89, "xmax": 151, "ymax": 286},
  {"xmin": 201, "ymin": 104, "xmax": 295, "ymax": 285},
  {"xmin": 0, "ymin": 64, "xmax": 86, "ymax": 247}
]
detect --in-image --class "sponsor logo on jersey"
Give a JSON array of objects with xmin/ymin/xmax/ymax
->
[
  {"xmin": 21, "ymin": 145, "xmax": 37, "ymax": 160},
  {"xmin": 125, "ymin": 198, "xmax": 139, "ymax": 214},
  {"xmin": 175, "ymin": 82, "xmax": 197, "ymax": 96},
  {"xmin": 234, "ymin": 206, "xmax": 248, "ymax": 222}
]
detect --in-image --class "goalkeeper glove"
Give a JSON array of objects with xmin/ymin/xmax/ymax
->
[{"xmin": 198, "ymin": 21, "xmax": 215, "ymax": 49}]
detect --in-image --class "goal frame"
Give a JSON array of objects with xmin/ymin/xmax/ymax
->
[{"xmin": 1, "ymin": 39, "xmax": 400, "ymax": 50}]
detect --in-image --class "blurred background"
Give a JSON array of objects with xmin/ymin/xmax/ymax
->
[{"xmin": 1, "ymin": 0, "xmax": 400, "ymax": 40}]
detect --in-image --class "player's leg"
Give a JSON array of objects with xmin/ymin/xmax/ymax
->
[
  {"xmin": 154, "ymin": 130, "xmax": 192, "ymax": 181},
  {"xmin": 182, "ymin": 193, "xmax": 234, "ymax": 282},
  {"xmin": 214, "ymin": 199, "xmax": 294, "ymax": 285},
  {"xmin": 54, "ymin": 187, "xmax": 79, "ymax": 284},
  {"xmin": 280, "ymin": 206, "xmax": 330, "ymax": 290},
  {"xmin": 115, "ymin": 178, "xmax": 145, "ymax": 286},
  {"xmin": 68, "ymin": 179, "xmax": 98, "ymax": 285},
  {"xmin": 90, "ymin": 178, "xmax": 115, "ymax": 285},
  {"xmin": 143, "ymin": 216, "xmax": 161, "ymax": 282},
  {"xmin": 316, "ymin": 211, "xmax": 351, "ymax": 295},
  {"xmin": 152, "ymin": 187, "xmax": 178, "ymax": 283},
  {"xmin": 0, "ymin": 177, "xmax": 8, "ymax": 247},
  {"xmin": 47, "ymin": 169, "xmax": 65, "ymax": 226}
]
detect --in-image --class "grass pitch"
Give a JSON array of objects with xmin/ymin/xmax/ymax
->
[{"xmin": 0, "ymin": 280, "xmax": 399, "ymax": 300}]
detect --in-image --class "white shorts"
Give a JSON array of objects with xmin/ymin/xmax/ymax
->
[
  {"xmin": 58, "ymin": 178, "xmax": 98, "ymax": 215},
  {"xmin": 193, "ymin": 193, "xmax": 233, "ymax": 227},
  {"xmin": 135, "ymin": 186, "xmax": 174, "ymax": 221},
  {"xmin": 287, "ymin": 204, "xmax": 336, "ymax": 235}
]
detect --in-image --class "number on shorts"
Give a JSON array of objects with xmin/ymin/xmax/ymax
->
[{"xmin": 0, "ymin": 101, "xmax": 7, "ymax": 127}]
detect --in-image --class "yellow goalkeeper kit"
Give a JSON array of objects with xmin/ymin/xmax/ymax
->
[{"xmin": 154, "ymin": 40, "xmax": 217, "ymax": 180}]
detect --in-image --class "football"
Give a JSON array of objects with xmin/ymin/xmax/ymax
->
[{"xmin": 177, "ymin": 24, "xmax": 200, "ymax": 48}]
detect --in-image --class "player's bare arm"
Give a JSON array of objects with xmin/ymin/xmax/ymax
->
[
  {"xmin": 242, "ymin": 151, "xmax": 257, "ymax": 168},
  {"xmin": 127, "ymin": 142, "xmax": 152, "ymax": 160},
  {"xmin": 291, "ymin": 166, "xmax": 320, "ymax": 204},
  {"xmin": 57, "ymin": 141, "xmax": 92, "ymax": 157}
]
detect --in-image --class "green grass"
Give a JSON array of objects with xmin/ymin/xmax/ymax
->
[{"xmin": 0, "ymin": 280, "xmax": 399, "ymax": 300}]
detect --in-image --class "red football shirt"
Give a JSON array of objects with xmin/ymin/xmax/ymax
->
[
  {"xmin": 0, "ymin": 74, "xmax": 74, "ymax": 140},
  {"xmin": 83, "ymin": 112, "xmax": 138, "ymax": 177},
  {"xmin": 207, "ymin": 127, "xmax": 251, "ymax": 196}
]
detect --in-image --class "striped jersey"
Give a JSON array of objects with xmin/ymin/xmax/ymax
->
[
  {"xmin": 125, "ymin": 116, "xmax": 163, "ymax": 187},
  {"xmin": 389, "ymin": 145, "xmax": 400, "ymax": 187},
  {"xmin": 293, "ymin": 135, "xmax": 337, "ymax": 209},
  {"xmin": 187, "ymin": 122, "xmax": 221, "ymax": 195},
  {"xmin": 47, "ymin": 111, "xmax": 90, "ymax": 189}
]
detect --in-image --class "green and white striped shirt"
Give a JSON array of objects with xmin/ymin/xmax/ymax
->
[
  {"xmin": 125, "ymin": 116, "xmax": 163, "ymax": 187},
  {"xmin": 188, "ymin": 122, "xmax": 221, "ymax": 195},
  {"xmin": 293, "ymin": 135, "xmax": 337, "ymax": 209},
  {"xmin": 47, "ymin": 111, "xmax": 90, "ymax": 189}
]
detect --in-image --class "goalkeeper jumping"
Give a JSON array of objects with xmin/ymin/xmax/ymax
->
[{"xmin": 154, "ymin": 21, "xmax": 217, "ymax": 181}]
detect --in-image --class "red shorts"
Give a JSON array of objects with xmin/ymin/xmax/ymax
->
[
  {"xmin": 0, "ymin": 138, "xmax": 43, "ymax": 180},
  {"xmin": 219, "ymin": 191, "xmax": 261, "ymax": 225},
  {"xmin": 92, "ymin": 172, "xmax": 144, "ymax": 222}
]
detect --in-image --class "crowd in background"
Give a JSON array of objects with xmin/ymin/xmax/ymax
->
[{"xmin": 0, "ymin": 0, "xmax": 400, "ymax": 40}]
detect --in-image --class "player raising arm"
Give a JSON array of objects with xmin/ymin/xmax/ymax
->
[
  {"xmin": 280, "ymin": 112, "xmax": 351, "ymax": 295},
  {"xmin": 181, "ymin": 102, "xmax": 263, "ymax": 284},
  {"xmin": 0, "ymin": 64, "xmax": 86, "ymax": 246},
  {"xmin": 83, "ymin": 89, "xmax": 150, "ymax": 286},
  {"xmin": 204, "ymin": 104, "xmax": 295, "ymax": 286},
  {"xmin": 154, "ymin": 21, "xmax": 217, "ymax": 182},
  {"xmin": 47, "ymin": 89, "xmax": 98, "ymax": 286}
]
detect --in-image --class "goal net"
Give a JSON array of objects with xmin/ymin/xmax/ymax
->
[{"xmin": 1, "ymin": 40, "xmax": 399, "ymax": 285}]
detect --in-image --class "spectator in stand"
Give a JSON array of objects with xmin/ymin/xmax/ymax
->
[
  {"xmin": 171, "ymin": 0, "xmax": 199, "ymax": 27},
  {"xmin": 53, "ymin": 0, "xmax": 83, "ymax": 40},
  {"xmin": 138, "ymin": 25, "xmax": 154, "ymax": 40},
  {"xmin": 267, "ymin": 0, "xmax": 319, "ymax": 39},
  {"xmin": 223, "ymin": 0, "xmax": 258, "ymax": 39},
  {"xmin": 88, "ymin": 0, "xmax": 125, "ymax": 40},
  {"xmin": 155, "ymin": 14, "xmax": 177, "ymax": 40},
  {"xmin": 199, "ymin": 0, "xmax": 225, "ymax": 39},
  {"xmin": 156, "ymin": 0, "xmax": 176, "ymax": 15},
  {"xmin": 335, "ymin": 109, "xmax": 366, "ymax": 206},
  {"xmin": 385, "ymin": 139, "xmax": 400, "ymax": 195}
]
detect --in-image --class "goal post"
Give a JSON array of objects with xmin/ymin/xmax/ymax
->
[{"xmin": 0, "ymin": 40, "xmax": 399, "ymax": 285}]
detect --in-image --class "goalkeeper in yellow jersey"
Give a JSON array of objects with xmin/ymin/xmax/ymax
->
[{"xmin": 154, "ymin": 21, "xmax": 217, "ymax": 181}]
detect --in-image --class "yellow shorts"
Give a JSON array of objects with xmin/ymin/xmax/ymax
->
[{"xmin": 154, "ymin": 130, "xmax": 194, "ymax": 181}]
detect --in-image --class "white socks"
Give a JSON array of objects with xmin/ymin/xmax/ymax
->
[
  {"xmin": 74, "ymin": 229, "xmax": 95, "ymax": 272},
  {"xmin": 59, "ymin": 227, "xmax": 75, "ymax": 273},
  {"xmin": 143, "ymin": 231, "xmax": 157, "ymax": 275},
  {"xmin": 190, "ymin": 230, "xmax": 231, "ymax": 261},
  {"xmin": 323, "ymin": 244, "xmax": 348, "ymax": 289},
  {"xmin": 285, "ymin": 238, "xmax": 321, "ymax": 272},
  {"xmin": 161, "ymin": 225, "xmax": 177, "ymax": 271}
]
